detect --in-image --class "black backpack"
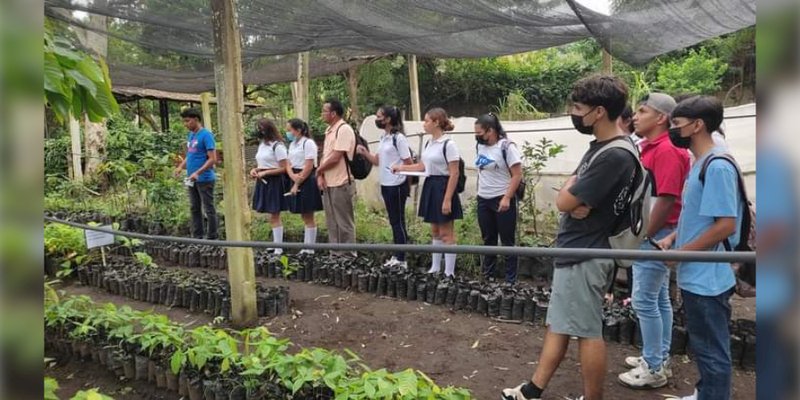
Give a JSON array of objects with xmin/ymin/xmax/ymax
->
[
  {"xmin": 392, "ymin": 133, "xmax": 419, "ymax": 186},
  {"xmin": 440, "ymin": 139, "xmax": 466, "ymax": 193},
  {"xmin": 699, "ymin": 154, "xmax": 756, "ymax": 292},
  {"xmin": 335, "ymin": 124, "xmax": 372, "ymax": 181}
]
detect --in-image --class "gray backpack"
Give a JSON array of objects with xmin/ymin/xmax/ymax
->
[{"xmin": 585, "ymin": 137, "xmax": 652, "ymax": 267}]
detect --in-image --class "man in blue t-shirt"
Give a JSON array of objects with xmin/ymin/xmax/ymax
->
[
  {"xmin": 658, "ymin": 96, "xmax": 743, "ymax": 400},
  {"xmin": 173, "ymin": 108, "xmax": 218, "ymax": 239}
]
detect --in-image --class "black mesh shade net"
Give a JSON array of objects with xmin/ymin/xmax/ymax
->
[{"xmin": 45, "ymin": 0, "xmax": 755, "ymax": 93}]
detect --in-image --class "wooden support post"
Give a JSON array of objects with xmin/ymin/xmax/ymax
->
[
  {"xmin": 295, "ymin": 51, "xmax": 310, "ymax": 120},
  {"xmin": 346, "ymin": 65, "xmax": 360, "ymax": 125},
  {"xmin": 602, "ymin": 49, "xmax": 613, "ymax": 74},
  {"xmin": 408, "ymin": 55, "xmax": 421, "ymax": 121},
  {"xmin": 211, "ymin": 0, "xmax": 257, "ymax": 327},
  {"xmin": 69, "ymin": 114, "xmax": 83, "ymax": 182},
  {"xmin": 408, "ymin": 54, "xmax": 422, "ymax": 209},
  {"xmin": 159, "ymin": 99, "xmax": 169, "ymax": 132},
  {"xmin": 201, "ymin": 92, "xmax": 213, "ymax": 131}
]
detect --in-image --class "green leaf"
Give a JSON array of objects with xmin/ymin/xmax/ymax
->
[
  {"xmin": 220, "ymin": 357, "xmax": 230, "ymax": 373},
  {"xmin": 66, "ymin": 69, "xmax": 98, "ymax": 97},
  {"xmin": 170, "ymin": 350, "xmax": 185, "ymax": 374},
  {"xmin": 75, "ymin": 56, "xmax": 105, "ymax": 83},
  {"xmin": 44, "ymin": 377, "xmax": 59, "ymax": 400},
  {"xmin": 364, "ymin": 381, "xmax": 375, "ymax": 398},
  {"xmin": 395, "ymin": 369, "xmax": 418, "ymax": 397}
]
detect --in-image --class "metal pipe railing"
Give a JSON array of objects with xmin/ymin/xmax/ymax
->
[{"xmin": 45, "ymin": 217, "xmax": 756, "ymax": 263}]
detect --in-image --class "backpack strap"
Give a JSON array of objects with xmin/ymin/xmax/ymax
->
[
  {"xmin": 588, "ymin": 137, "xmax": 648, "ymax": 235},
  {"xmin": 699, "ymin": 154, "xmax": 751, "ymax": 251},
  {"xmin": 500, "ymin": 138, "xmax": 515, "ymax": 174},
  {"xmin": 442, "ymin": 138, "xmax": 451, "ymax": 164},
  {"xmin": 333, "ymin": 122, "xmax": 352, "ymax": 185}
]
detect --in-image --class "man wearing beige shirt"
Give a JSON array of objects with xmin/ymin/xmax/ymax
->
[{"xmin": 316, "ymin": 99, "xmax": 357, "ymax": 257}]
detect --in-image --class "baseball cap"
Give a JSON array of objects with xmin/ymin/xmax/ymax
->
[{"xmin": 639, "ymin": 92, "xmax": 677, "ymax": 116}]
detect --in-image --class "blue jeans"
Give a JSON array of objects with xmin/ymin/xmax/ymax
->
[
  {"xmin": 477, "ymin": 196, "xmax": 518, "ymax": 283},
  {"xmin": 683, "ymin": 287, "xmax": 734, "ymax": 400},
  {"xmin": 381, "ymin": 184, "xmax": 409, "ymax": 261},
  {"xmin": 631, "ymin": 227, "xmax": 673, "ymax": 370}
]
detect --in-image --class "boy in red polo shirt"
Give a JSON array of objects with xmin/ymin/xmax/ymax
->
[{"xmin": 618, "ymin": 93, "xmax": 690, "ymax": 389}]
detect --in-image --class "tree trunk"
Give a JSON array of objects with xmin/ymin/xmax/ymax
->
[
  {"xmin": 77, "ymin": 2, "xmax": 109, "ymax": 181},
  {"xmin": 346, "ymin": 65, "xmax": 360, "ymax": 126},
  {"xmin": 211, "ymin": 0, "xmax": 258, "ymax": 327}
]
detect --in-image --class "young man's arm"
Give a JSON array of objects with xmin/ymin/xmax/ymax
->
[
  {"xmin": 558, "ymin": 150, "xmax": 633, "ymax": 214},
  {"xmin": 190, "ymin": 150, "xmax": 217, "ymax": 180},
  {"xmin": 647, "ymin": 196, "xmax": 677, "ymax": 237}
]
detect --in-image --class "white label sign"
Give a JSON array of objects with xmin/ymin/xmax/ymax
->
[{"xmin": 85, "ymin": 225, "xmax": 115, "ymax": 249}]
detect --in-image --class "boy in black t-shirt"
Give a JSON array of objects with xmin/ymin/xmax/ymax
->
[{"xmin": 503, "ymin": 75, "xmax": 637, "ymax": 400}]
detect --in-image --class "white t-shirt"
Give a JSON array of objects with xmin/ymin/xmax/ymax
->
[
  {"xmin": 422, "ymin": 135, "xmax": 460, "ymax": 176},
  {"xmin": 255, "ymin": 140, "xmax": 287, "ymax": 169},
  {"xmin": 476, "ymin": 139, "xmax": 522, "ymax": 199},
  {"xmin": 379, "ymin": 132, "xmax": 411, "ymax": 186},
  {"xmin": 287, "ymin": 137, "xmax": 318, "ymax": 169}
]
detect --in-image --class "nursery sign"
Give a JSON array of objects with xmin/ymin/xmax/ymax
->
[{"xmin": 85, "ymin": 226, "xmax": 115, "ymax": 249}]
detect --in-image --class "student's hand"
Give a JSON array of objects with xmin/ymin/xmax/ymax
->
[
  {"xmin": 657, "ymin": 235, "xmax": 675, "ymax": 251},
  {"xmin": 356, "ymin": 145, "xmax": 368, "ymax": 156},
  {"xmin": 290, "ymin": 183, "xmax": 300, "ymax": 195},
  {"xmin": 290, "ymin": 172, "xmax": 301, "ymax": 183},
  {"xmin": 316, "ymin": 175, "xmax": 327, "ymax": 191},
  {"xmin": 498, "ymin": 196, "xmax": 511, "ymax": 212},
  {"xmin": 604, "ymin": 292, "xmax": 614, "ymax": 306},
  {"xmin": 391, "ymin": 164, "xmax": 404, "ymax": 174},
  {"xmin": 189, "ymin": 172, "xmax": 199, "ymax": 181},
  {"xmin": 570, "ymin": 205, "xmax": 591, "ymax": 219},
  {"xmin": 249, "ymin": 168, "xmax": 258, "ymax": 178},
  {"xmin": 442, "ymin": 199, "xmax": 452, "ymax": 215}
]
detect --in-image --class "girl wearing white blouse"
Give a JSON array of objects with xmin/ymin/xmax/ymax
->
[
  {"xmin": 393, "ymin": 108, "xmax": 462, "ymax": 277},
  {"xmin": 474, "ymin": 113, "xmax": 523, "ymax": 283},
  {"xmin": 284, "ymin": 118, "xmax": 323, "ymax": 253},
  {"xmin": 250, "ymin": 119, "xmax": 289, "ymax": 254},
  {"xmin": 356, "ymin": 105, "xmax": 413, "ymax": 268}
]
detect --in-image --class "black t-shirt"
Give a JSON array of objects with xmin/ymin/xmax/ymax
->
[{"xmin": 555, "ymin": 137, "xmax": 638, "ymax": 267}]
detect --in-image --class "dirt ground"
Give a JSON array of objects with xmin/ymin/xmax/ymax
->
[{"xmin": 48, "ymin": 273, "xmax": 756, "ymax": 400}]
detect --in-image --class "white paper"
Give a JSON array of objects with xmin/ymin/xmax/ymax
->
[
  {"xmin": 85, "ymin": 225, "xmax": 115, "ymax": 249},
  {"xmin": 397, "ymin": 171, "xmax": 428, "ymax": 177}
]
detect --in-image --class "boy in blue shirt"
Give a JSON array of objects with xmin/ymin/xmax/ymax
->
[
  {"xmin": 174, "ymin": 108, "xmax": 219, "ymax": 240},
  {"xmin": 658, "ymin": 96, "xmax": 743, "ymax": 400}
]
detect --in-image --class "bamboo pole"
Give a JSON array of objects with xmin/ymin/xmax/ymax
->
[
  {"xmin": 210, "ymin": 0, "xmax": 257, "ymax": 327},
  {"xmin": 200, "ymin": 92, "xmax": 213, "ymax": 131},
  {"xmin": 296, "ymin": 51, "xmax": 310, "ymax": 120},
  {"xmin": 408, "ymin": 54, "xmax": 422, "ymax": 209},
  {"xmin": 69, "ymin": 114, "xmax": 83, "ymax": 182}
]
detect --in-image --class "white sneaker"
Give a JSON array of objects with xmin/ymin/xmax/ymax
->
[
  {"xmin": 618, "ymin": 364, "xmax": 668, "ymax": 389},
  {"xmin": 383, "ymin": 256, "xmax": 399, "ymax": 267},
  {"xmin": 677, "ymin": 389, "xmax": 698, "ymax": 399},
  {"xmin": 500, "ymin": 383, "xmax": 540, "ymax": 400},
  {"xmin": 625, "ymin": 355, "xmax": 672, "ymax": 378},
  {"xmin": 396, "ymin": 261, "xmax": 408, "ymax": 269}
]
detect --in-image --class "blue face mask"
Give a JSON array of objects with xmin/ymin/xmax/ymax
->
[{"xmin": 285, "ymin": 131, "xmax": 295, "ymax": 142}]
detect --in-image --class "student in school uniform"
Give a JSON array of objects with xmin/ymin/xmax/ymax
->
[
  {"xmin": 284, "ymin": 118, "xmax": 323, "ymax": 253},
  {"xmin": 392, "ymin": 107, "xmax": 462, "ymax": 277},
  {"xmin": 474, "ymin": 113, "xmax": 523, "ymax": 283},
  {"xmin": 250, "ymin": 118, "xmax": 289, "ymax": 254},
  {"xmin": 356, "ymin": 105, "xmax": 413, "ymax": 268}
]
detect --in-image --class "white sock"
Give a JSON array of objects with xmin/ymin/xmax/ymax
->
[
  {"xmin": 444, "ymin": 252, "xmax": 456, "ymax": 277},
  {"xmin": 304, "ymin": 227, "xmax": 317, "ymax": 254},
  {"xmin": 429, "ymin": 239, "xmax": 443, "ymax": 273},
  {"xmin": 272, "ymin": 226, "xmax": 284, "ymax": 254}
]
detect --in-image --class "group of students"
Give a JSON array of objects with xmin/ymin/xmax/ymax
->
[
  {"xmin": 501, "ymin": 76, "xmax": 745, "ymax": 400},
  {"xmin": 245, "ymin": 100, "xmax": 526, "ymax": 282},
  {"xmin": 176, "ymin": 73, "xmax": 745, "ymax": 400}
]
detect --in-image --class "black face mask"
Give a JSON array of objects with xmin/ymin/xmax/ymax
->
[
  {"xmin": 668, "ymin": 127, "xmax": 692, "ymax": 148},
  {"xmin": 475, "ymin": 133, "xmax": 488, "ymax": 145},
  {"xmin": 375, "ymin": 119, "xmax": 386, "ymax": 129},
  {"xmin": 571, "ymin": 107, "xmax": 597, "ymax": 135}
]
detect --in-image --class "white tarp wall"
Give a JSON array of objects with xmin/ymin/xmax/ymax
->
[{"xmin": 357, "ymin": 103, "xmax": 756, "ymax": 210}]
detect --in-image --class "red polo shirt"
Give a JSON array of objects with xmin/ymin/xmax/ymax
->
[{"xmin": 640, "ymin": 131, "xmax": 691, "ymax": 225}]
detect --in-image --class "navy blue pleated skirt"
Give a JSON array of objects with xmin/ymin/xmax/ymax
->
[
  {"xmin": 287, "ymin": 168, "xmax": 323, "ymax": 214},
  {"xmin": 418, "ymin": 175, "xmax": 463, "ymax": 223},
  {"xmin": 252, "ymin": 174, "xmax": 289, "ymax": 214}
]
